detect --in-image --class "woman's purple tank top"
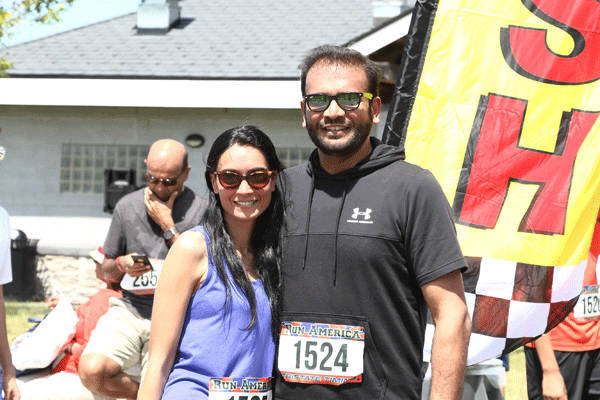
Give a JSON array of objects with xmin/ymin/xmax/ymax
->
[{"xmin": 161, "ymin": 226, "xmax": 275, "ymax": 399}]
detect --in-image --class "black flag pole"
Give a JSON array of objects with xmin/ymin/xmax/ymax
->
[{"xmin": 382, "ymin": 0, "xmax": 439, "ymax": 151}]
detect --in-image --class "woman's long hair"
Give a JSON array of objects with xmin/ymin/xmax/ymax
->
[{"xmin": 202, "ymin": 125, "xmax": 284, "ymax": 339}]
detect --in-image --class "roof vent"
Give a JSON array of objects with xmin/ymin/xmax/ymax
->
[{"xmin": 137, "ymin": 0, "xmax": 181, "ymax": 34}]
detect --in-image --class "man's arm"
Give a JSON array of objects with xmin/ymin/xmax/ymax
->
[
  {"xmin": 533, "ymin": 335, "xmax": 567, "ymax": 400},
  {"xmin": 99, "ymin": 255, "xmax": 125, "ymax": 283},
  {"xmin": 100, "ymin": 254, "xmax": 152, "ymax": 282},
  {"xmin": 422, "ymin": 270, "xmax": 471, "ymax": 400}
]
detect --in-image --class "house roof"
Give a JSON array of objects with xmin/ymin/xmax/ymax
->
[
  {"xmin": 349, "ymin": 8, "xmax": 413, "ymax": 63},
  {"xmin": 0, "ymin": 1, "xmax": 413, "ymax": 109},
  {"xmin": 1, "ymin": 0, "xmax": 374, "ymax": 80}
]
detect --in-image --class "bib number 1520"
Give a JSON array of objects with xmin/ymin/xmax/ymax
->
[{"xmin": 574, "ymin": 288, "xmax": 600, "ymax": 321}]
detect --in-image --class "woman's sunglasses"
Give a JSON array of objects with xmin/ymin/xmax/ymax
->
[{"xmin": 213, "ymin": 170, "xmax": 274, "ymax": 190}]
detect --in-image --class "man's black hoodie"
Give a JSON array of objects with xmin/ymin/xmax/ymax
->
[{"xmin": 275, "ymin": 138, "xmax": 467, "ymax": 400}]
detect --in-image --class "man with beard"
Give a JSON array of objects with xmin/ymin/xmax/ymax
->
[
  {"xmin": 274, "ymin": 45, "xmax": 471, "ymax": 400},
  {"xmin": 79, "ymin": 139, "xmax": 206, "ymax": 400}
]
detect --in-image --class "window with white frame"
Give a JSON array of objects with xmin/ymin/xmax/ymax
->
[
  {"xmin": 277, "ymin": 147, "xmax": 313, "ymax": 169},
  {"xmin": 60, "ymin": 144, "xmax": 150, "ymax": 194}
]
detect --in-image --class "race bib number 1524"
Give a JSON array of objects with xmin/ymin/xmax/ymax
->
[{"xmin": 278, "ymin": 321, "xmax": 364, "ymax": 386}]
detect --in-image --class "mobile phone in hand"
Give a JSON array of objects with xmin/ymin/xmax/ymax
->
[{"xmin": 132, "ymin": 254, "xmax": 153, "ymax": 270}]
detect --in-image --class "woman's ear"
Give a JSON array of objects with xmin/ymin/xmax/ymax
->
[
  {"xmin": 210, "ymin": 173, "xmax": 219, "ymax": 194},
  {"xmin": 270, "ymin": 171, "xmax": 278, "ymax": 192}
]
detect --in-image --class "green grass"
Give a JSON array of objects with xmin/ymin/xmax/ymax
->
[
  {"xmin": 506, "ymin": 347, "xmax": 528, "ymax": 400},
  {"xmin": 5, "ymin": 300, "xmax": 530, "ymax": 398},
  {"xmin": 5, "ymin": 300, "xmax": 49, "ymax": 343}
]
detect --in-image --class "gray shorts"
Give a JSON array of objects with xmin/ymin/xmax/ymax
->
[{"xmin": 83, "ymin": 297, "xmax": 150, "ymax": 379}]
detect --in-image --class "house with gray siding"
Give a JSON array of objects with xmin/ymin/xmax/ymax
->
[{"xmin": 0, "ymin": 0, "xmax": 413, "ymax": 294}]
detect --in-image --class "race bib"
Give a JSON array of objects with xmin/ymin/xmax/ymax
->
[
  {"xmin": 208, "ymin": 377, "xmax": 272, "ymax": 400},
  {"xmin": 278, "ymin": 321, "xmax": 364, "ymax": 386},
  {"xmin": 574, "ymin": 285, "xmax": 600, "ymax": 321},
  {"xmin": 120, "ymin": 259, "xmax": 163, "ymax": 295}
]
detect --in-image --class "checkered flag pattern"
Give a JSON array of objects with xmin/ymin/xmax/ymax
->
[{"xmin": 424, "ymin": 256, "xmax": 586, "ymax": 365}]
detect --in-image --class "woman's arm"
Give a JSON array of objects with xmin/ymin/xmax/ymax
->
[{"xmin": 137, "ymin": 231, "xmax": 208, "ymax": 400}]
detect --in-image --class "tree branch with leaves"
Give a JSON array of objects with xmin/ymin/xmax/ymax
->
[{"xmin": 1, "ymin": 0, "xmax": 75, "ymax": 75}]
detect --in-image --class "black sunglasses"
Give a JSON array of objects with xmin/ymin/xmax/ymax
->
[
  {"xmin": 213, "ymin": 170, "xmax": 274, "ymax": 190},
  {"xmin": 145, "ymin": 171, "xmax": 183, "ymax": 187},
  {"xmin": 304, "ymin": 92, "xmax": 373, "ymax": 112}
]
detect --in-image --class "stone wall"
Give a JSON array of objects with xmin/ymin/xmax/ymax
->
[{"xmin": 34, "ymin": 255, "xmax": 106, "ymax": 306}]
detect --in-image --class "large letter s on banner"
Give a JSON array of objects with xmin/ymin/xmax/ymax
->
[{"xmin": 501, "ymin": 0, "xmax": 600, "ymax": 85}]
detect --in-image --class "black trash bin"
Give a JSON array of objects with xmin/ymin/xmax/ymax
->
[
  {"xmin": 104, "ymin": 168, "xmax": 137, "ymax": 213},
  {"xmin": 4, "ymin": 230, "xmax": 39, "ymax": 300}
]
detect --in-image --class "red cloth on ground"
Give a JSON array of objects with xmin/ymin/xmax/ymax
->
[{"xmin": 52, "ymin": 288, "xmax": 122, "ymax": 374}]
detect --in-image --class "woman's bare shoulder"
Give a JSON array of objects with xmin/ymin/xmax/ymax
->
[{"xmin": 169, "ymin": 230, "xmax": 207, "ymax": 260}]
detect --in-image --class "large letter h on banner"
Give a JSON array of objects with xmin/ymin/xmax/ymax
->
[{"xmin": 453, "ymin": 94, "xmax": 598, "ymax": 235}]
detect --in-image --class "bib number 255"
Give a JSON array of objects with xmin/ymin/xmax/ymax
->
[{"xmin": 132, "ymin": 271, "xmax": 158, "ymax": 287}]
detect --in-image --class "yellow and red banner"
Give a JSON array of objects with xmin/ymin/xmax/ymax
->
[{"xmin": 384, "ymin": 0, "xmax": 600, "ymax": 364}]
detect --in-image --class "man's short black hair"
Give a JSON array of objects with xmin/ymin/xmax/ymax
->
[{"xmin": 299, "ymin": 44, "xmax": 381, "ymax": 97}]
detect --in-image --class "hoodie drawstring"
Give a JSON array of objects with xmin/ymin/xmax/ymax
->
[
  {"xmin": 301, "ymin": 176, "xmax": 316, "ymax": 271},
  {"xmin": 298, "ymin": 138, "xmax": 405, "ymax": 286},
  {"xmin": 332, "ymin": 178, "xmax": 349, "ymax": 286}
]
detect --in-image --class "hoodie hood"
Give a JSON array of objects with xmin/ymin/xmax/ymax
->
[
  {"xmin": 306, "ymin": 137, "xmax": 406, "ymax": 181},
  {"xmin": 300, "ymin": 137, "xmax": 406, "ymax": 284}
]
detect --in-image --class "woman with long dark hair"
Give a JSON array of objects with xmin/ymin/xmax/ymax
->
[{"xmin": 138, "ymin": 125, "xmax": 284, "ymax": 400}]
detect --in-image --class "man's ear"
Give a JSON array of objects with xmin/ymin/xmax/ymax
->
[
  {"xmin": 182, "ymin": 166, "xmax": 191, "ymax": 182},
  {"xmin": 301, "ymin": 100, "xmax": 307, "ymax": 128},
  {"xmin": 371, "ymin": 96, "xmax": 382, "ymax": 124}
]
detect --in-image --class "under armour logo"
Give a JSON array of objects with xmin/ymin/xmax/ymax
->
[
  {"xmin": 352, "ymin": 208, "xmax": 371, "ymax": 220},
  {"xmin": 348, "ymin": 208, "xmax": 373, "ymax": 224}
]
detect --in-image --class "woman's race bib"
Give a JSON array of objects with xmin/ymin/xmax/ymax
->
[{"xmin": 208, "ymin": 377, "xmax": 272, "ymax": 400}]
